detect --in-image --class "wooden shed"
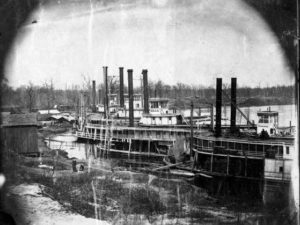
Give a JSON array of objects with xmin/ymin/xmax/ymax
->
[{"xmin": 1, "ymin": 113, "xmax": 39, "ymax": 156}]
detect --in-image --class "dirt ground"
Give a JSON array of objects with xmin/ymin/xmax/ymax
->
[{"xmin": 5, "ymin": 183, "xmax": 109, "ymax": 225}]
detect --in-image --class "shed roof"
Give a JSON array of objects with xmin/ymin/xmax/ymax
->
[{"xmin": 1, "ymin": 113, "xmax": 37, "ymax": 127}]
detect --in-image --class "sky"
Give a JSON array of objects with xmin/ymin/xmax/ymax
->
[{"xmin": 4, "ymin": 0, "xmax": 295, "ymax": 89}]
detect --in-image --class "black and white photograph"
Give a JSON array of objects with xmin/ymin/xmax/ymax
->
[{"xmin": 0, "ymin": 0, "xmax": 299, "ymax": 224}]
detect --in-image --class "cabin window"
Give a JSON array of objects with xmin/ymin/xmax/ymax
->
[
  {"xmin": 270, "ymin": 128, "xmax": 274, "ymax": 134},
  {"xmin": 229, "ymin": 142, "xmax": 234, "ymax": 150},
  {"xmin": 259, "ymin": 115, "xmax": 269, "ymax": 123},
  {"xmin": 151, "ymin": 102, "xmax": 159, "ymax": 108},
  {"xmin": 279, "ymin": 167, "xmax": 283, "ymax": 173},
  {"xmin": 286, "ymin": 146, "xmax": 290, "ymax": 155},
  {"xmin": 278, "ymin": 146, "xmax": 283, "ymax": 156}
]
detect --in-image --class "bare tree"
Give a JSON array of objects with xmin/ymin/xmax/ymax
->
[
  {"xmin": 43, "ymin": 79, "xmax": 55, "ymax": 113},
  {"xmin": 81, "ymin": 74, "xmax": 92, "ymax": 107},
  {"xmin": 25, "ymin": 82, "xmax": 36, "ymax": 112}
]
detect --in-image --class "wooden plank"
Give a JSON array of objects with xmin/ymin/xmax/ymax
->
[{"xmin": 152, "ymin": 162, "xmax": 183, "ymax": 171}]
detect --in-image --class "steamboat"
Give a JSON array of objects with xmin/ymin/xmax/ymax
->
[{"xmin": 75, "ymin": 67, "xmax": 296, "ymax": 204}]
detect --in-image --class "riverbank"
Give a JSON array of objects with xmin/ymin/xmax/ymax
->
[
  {"xmin": 1, "ymin": 129, "xmax": 298, "ymax": 225},
  {"xmin": 5, "ymin": 183, "xmax": 109, "ymax": 225},
  {"xmin": 2, "ymin": 156, "xmax": 266, "ymax": 225}
]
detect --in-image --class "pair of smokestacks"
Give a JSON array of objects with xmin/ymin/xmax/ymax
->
[
  {"xmin": 215, "ymin": 77, "xmax": 237, "ymax": 137},
  {"xmin": 101, "ymin": 67, "xmax": 149, "ymax": 127}
]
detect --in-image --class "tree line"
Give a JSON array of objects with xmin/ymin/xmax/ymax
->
[{"xmin": 1, "ymin": 77, "xmax": 295, "ymax": 112}]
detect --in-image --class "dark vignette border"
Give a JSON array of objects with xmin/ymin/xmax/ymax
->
[{"xmin": 0, "ymin": 0, "xmax": 298, "ymax": 223}]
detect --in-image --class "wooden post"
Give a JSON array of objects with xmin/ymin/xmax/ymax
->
[
  {"xmin": 226, "ymin": 155, "xmax": 229, "ymax": 175},
  {"xmin": 282, "ymin": 159, "xmax": 285, "ymax": 180},
  {"xmin": 148, "ymin": 140, "xmax": 150, "ymax": 156},
  {"xmin": 245, "ymin": 156, "xmax": 247, "ymax": 177},
  {"xmin": 128, "ymin": 139, "xmax": 131, "ymax": 158},
  {"xmin": 139, "ymin": 141, "xmax": 142, "ymax": 153},
  {"xmin": 210, "ymin": 154, "xmax": 214, "ymax": 172},
  {"xmin": 190, "ymin": 101, "xmax": 194, "ymax": 157}
]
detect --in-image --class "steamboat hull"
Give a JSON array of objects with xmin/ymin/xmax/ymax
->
[{"xmin": 191, "ymin": 134, "xmax": 294, "ymax": 205}]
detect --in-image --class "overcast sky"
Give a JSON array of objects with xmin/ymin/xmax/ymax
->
[{"xmin": 5, "ymin": 0, "xmax": 295, "ymax": 89}]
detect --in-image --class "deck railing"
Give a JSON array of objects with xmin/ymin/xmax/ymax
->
[{"xmin": 76, "ymin": 131, "xmax": 177, "ymax": 141}]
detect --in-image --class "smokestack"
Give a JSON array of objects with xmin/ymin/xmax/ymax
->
[
  {"xmin": 119, "ymin": 67, "xmax": 124, "ymax": 107},
  {"xmin": 230, "ymin": 78, "xmax": 237, "ymax": 132},
  {"xmin": 92, "ymin": 80, "xmax": 96, "ymax": 113},
  {"xmin": 103, "ymin": 66, "xmax": 108, "ymax": 118},
  {"xmin": 98, "ymin": 89, "xmax": 101, "ymax": 104},
  {"xmin": 128, "ymin": 69, "xmax": 134, "ymax": 127},
  {"xmin": 190, "ymin": 101, "xmax": 194, "ymax": 157},
  {"xmin": 210, "ymin": 105, "xmax": 214, "ymax": 131},
  {"xmin": 142, "ymin": 69, "xmax": 149, "ymax": 114},
  {"xmin": 215, "ymin": 78, "xmax": 222, "ymax": 137}
]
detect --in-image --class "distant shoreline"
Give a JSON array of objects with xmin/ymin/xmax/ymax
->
[{"xmin": 237, "ymin": 97, "xmax": 295, "ymax": 108}]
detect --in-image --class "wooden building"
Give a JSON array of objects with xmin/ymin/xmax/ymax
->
[{"xmin": 1, "ymin": 113, "xmax": 39, "ymax": 155}]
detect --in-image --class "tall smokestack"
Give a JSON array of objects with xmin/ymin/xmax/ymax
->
[
  {"xmin": 98, "ymin": 89, "xmax": 101, "ymax": 104},
  {"xmin": 127, "ymin": 69, "xmax": 134, "ymax": 127},
  {"xmin": 119, "ymin": 67, "xmax": 124, "ymax": 107},
  {"xmin": 142, "ymin": 69, "xmax": 149, "ymax": 114},
  {"xmin": 103, "ymin": 66, "xmax": 108, "ymax": 118},
  {"xmin": 92, "ymin": 80, "xmax": 96, "ymax": 112},
  {"xmin": 190, "ymin": 101, "xmax": 194, "ymax": 157},
  {"xmin": 230, "ymin": 78, "xmax": 237, "ymax": 132},
  {"xmin": 215, "ymin": 78, "xmax": 222, "ymax": 137},
  {"xmin": 210, "ymin": 105, "xmax": 214, "ymax": 131}
]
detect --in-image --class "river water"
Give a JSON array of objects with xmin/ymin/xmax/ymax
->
[{"xmin": 45, "ymin": 104, "xmax": 297, "ymax": 224}]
